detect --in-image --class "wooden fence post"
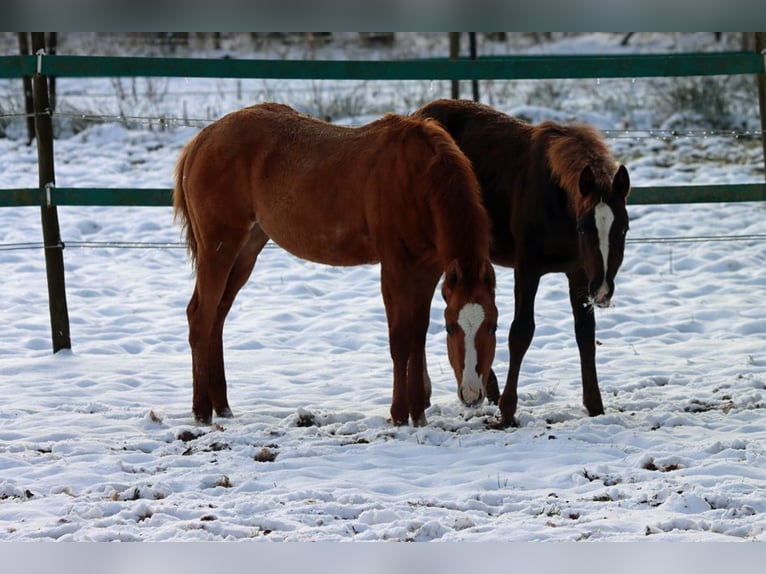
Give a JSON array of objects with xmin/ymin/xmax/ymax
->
[
  {"xmin": 469, "ymin": 32, "xmax": 479, "ymax": 102},
  {"xmin": 31, "ymin": 32, "xmax": 71, "ymax": 353},
  {"xmin": 17, "ymin": 33, "xmax": 35, "ymax": 145},
  {"xmin": 449, "ymin": 32, "xmax": 460, "ymax": 99},
  {"xmin": 48, "ymin": 32, "xmax": 57, "ymax": 111},
  {"xmin": 755, "ymin": 32, "xmax": 766, "ymax": 183}
]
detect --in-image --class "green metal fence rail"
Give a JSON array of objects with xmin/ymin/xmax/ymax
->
[
  {"xmin": 1, "ymin": 51, "xmax": 764, "ymax": 79},
  {"xmin": 0, "ymin": 187, "xmax": 173, "ymax": 208},
  {"xmin": 4, "ymin": 184, "xmax": 766, "ymax": 208}
]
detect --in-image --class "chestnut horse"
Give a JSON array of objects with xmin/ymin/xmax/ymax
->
[
  {"xmin": 415, "ymin": 99, "xmax": 630, "ymax": 427},
  {"xmin": 174, "ymin": 102, "xmax": 498, "ymax": 427}
]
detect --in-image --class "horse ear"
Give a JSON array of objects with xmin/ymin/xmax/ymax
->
[
  {"xmin": 480, "ymin": 259, "xmax": 496, "ymax": 291},
  {"xmin": 578, "ymin": 165, "xmax": 596, "ymax": 198},
  {"xmin": 443, "ymin": 259, "xmax": 462, "ymax": 296},
  {"xmin": 613, "ymin": 164, "xmax": 630, "ymax": 198}
]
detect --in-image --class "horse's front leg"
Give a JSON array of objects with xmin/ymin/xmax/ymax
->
[
  {"xmin": 384, "ymin": 328, "xmax": 428, "ymax": 426},
  {"xmin": 418, "ymin": 353, "xmax": 432, "ymax": 409},
  {"xmin": 497, "ymin": 268, "xmax": 540, "ymax": 428},
  {"xmin": 567, "ymin": 270, "xmax": 605, "ymax": 417},
  {"xmin": 386, "ymin": 322, "xmax": 429, "ymax": 426},
  {"xmin": 380, "ymin": 264, "xmax": 437, "ymax": 426},
  {"xmin": 485, "ymin": 368, "xmax": 500, "ymax": 405}
]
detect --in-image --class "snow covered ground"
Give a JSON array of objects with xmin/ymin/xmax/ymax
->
[{"xmin": 1, "ymin": 33, "xmax": 766, "ymax": 548}]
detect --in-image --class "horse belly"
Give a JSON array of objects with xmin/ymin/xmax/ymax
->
[{"xmin": 259, "ymin": 211, "xmax": 378, "ymax": 266}]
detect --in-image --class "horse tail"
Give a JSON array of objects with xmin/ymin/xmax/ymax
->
[{"xmin": 173, "ymin": 141, "xmax": 198, "ymax": 271}]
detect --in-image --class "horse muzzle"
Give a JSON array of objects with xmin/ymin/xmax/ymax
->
[
  {"xmin": 590, "ymin": 278, "xmax": 614, "ymax": 308},
  {"xmin": 458, "ymin": 376, "xmax": 485, "ymax": 407},
  {"xmin": 593, "ymin": 297, "xmax": 611, "ymax": 309}
]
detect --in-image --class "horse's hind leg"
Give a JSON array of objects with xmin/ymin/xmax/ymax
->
[
  {"xmin": 567, "ymin": 270, "xmax": 604, "ymax": 417},
  {"xmin": 188, "ymin": 250, "xmax": 232, "ymax": 424},
  {"xmin": 207, "ymin": 225, "xmax": 270, "ymax": 418},
  {"xmin": 188, "ymin": 224, "xmax": 267, "ymax": 423}
]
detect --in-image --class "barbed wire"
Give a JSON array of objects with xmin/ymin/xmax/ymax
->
[
  {"xmin": 2, "ymin": 109, "xmax": 764, "ymax": 139},
  {"xmin": 627, "ymin": 234, "xmax": 766, "ymax": 244},
  {"xmin": 4, "ymin": 234, "xmax": 766, "ymax": 253},
  {"xmin": 602, "ymin": 129, "xmax": 764, "ymax": 140}
]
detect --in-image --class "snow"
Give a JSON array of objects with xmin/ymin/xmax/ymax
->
[{"xmin": 1, "ymin": 33, "xmax": 766, "ymax": 552}]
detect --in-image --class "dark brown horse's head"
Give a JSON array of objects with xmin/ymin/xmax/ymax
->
[
  {"xmin": 442, "ymin": 258, "xmax": 498, "ymax": 406},
  {"xmin": 575, "ymin": 164, "xmax": 631, "ymax": 308}
]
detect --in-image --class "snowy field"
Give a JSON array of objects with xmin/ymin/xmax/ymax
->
[{"xmin": 2, "ymin": 33, "xmax": 766, "ymax": 549}]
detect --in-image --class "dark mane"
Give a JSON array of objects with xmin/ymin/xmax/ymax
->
[
  {"xmin": 417, "ymin": 117, "xmax": 491, "ymax": 277},
  {"xmin": 536, "ymin": 121, "xmax": 618, "ymax": 214}
]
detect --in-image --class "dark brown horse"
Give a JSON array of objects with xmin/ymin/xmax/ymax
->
[
  {"xmin": 174, "ymin": 102, "xmax": 498, "ymax": 427},
  {"xmin": 415, "ymin": 99, "xmax": 630, "ymax": 427}
]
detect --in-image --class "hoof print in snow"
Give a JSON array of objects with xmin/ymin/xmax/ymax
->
[
  {"xmin": 295, "ymin": 410, "xmax": 316, "ymax": 427},
  {"xmin": 254, "ymin": 447, "xmax": 278, "ymax": 462}
]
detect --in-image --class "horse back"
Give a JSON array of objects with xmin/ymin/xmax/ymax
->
[{"xmin": 178, "ymin": 103, "xmax": 458, "ymax": 267}]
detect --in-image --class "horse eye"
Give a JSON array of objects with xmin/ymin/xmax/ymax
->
[
  {"xmin": 489, "ymin": 324, "xmax": 498, "ymax": 335},
  {"xmin": 576, "ymin": 220, "xmax": 593, "ymax": 234},
  {"xmin": 446, "ymin": 325, "xmax": 456, "ymax": 336}
]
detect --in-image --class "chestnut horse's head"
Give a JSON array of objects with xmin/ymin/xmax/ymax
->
[
  {"xmin": 442, "ymin": 258, "xmax": 498, "ymax": 407},
  {"xmin": 575, "ymin": 164, "xmax": 631, "ymax": 308}
]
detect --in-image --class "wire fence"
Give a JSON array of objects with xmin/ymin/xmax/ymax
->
[
  {"xmin": 5, "ymin": 234, "xmax": 766, "ymax": 253},
  {"xmin": 2, "ymin": 109, "xmax": 765, "ymax": 141}
]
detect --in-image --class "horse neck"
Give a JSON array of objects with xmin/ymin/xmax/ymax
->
[
  {"xmin": 426, "ymin": 164, "xmax": 490, "ymax": 277},
  {"xmin": 397, "ymin": 116, "xmax": 491, "ymax": 276}
]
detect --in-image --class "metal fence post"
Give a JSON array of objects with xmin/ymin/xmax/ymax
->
[
  {"xmin": 31, "ymin": 32, "xmax": 71, "ymax": 353},
  {"xmin": 755, "ymin": 32, "xmax": 766, "ymax": 183}
]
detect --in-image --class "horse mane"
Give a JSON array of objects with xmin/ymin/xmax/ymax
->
[
  {"xmin": 412, "ymin": 117, "xmax": 491, "ymax": 276},
  {"xmin": 536, "ymin": 121, "xmax": 618, "ymax": 215}
]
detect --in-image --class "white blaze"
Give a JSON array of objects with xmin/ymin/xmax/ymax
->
[
  {"xmin": 594, "ymin": 202, "xmax": 615, "ymax": 300},
  {"xmin": 458, "ymin": 303, "xmax": 485, "ymax": 404}
]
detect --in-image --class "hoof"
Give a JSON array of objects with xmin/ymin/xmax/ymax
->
[
  {"xmin": 412, "ymin": 413, "xmax": 427, "ymax": 427},
  {"xmin": 193, "ymin": 412, "xmax": 213, "ymax": 425},
  {"xmin": 488, "ymin": 415, "xmax": 518, "ymax": 430},
  {"xmin": 390, "ymin": 406, "xmax": 409, "ymax": 427},
  {"xmin": 588, "ymin": 408, "xmax": 605, "ymax": 417},
  {"xmin": 216, "ymin": 406, "xmax": 234, "ymax": 418}
]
